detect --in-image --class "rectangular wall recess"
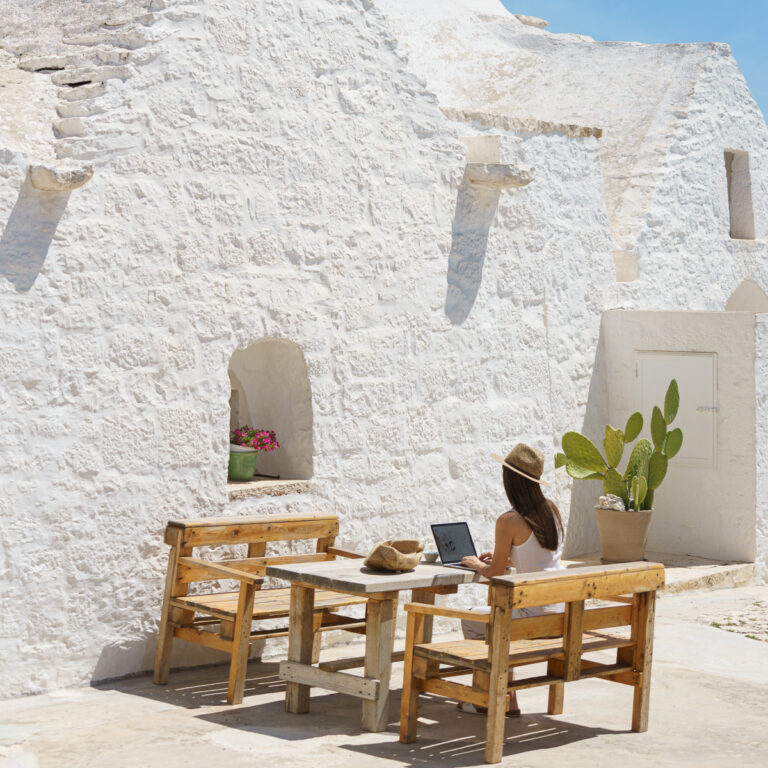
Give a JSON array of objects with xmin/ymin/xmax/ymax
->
[{"xmin": 724, "ymin": 150, "xmax": 755, "ymax": 240}]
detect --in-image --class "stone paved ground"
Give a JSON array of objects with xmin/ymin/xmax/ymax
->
[
  {"xmin": 2, "ymin": 585, "xmax": 768, "ymax": 768},
  {"xmin": 647, "ymin": 583, "xmax": 768, "ymax": 643},
  {"xmin": 701, "ymin": 601, "xmax": 768, "ymax": 642}
]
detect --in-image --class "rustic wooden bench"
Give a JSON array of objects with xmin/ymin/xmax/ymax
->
[
  {"xmin": 153, "ymin": 514, "xmax": 366, "ymax": 704},
  {"xmin": 400, "ymin": 561, "xmax": 665, "ymax": 764}
]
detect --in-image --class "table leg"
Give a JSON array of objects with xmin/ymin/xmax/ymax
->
[
  {"xmin": 285, "ymin": 584, "xmax": 315, "ymax": 714},
  {"xmin": 361, "ymin": 596, "xmax": 396, "ymax": 732}
]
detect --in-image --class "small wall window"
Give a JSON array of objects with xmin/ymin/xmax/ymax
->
[
  {"xmin": 228, "ymin": 338, "xmax": 313, "ymax": 480},
  {"xmin": 724, "ymin": 150, "xmax": 755, "ymax": 240}
]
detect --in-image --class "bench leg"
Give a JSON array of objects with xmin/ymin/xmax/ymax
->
[
  {"xmin": 485, "ymin": 592, "xmax": 513, "ymax": 764},
  {"xmin": 153, "ymin": 541, "xmax": 190, "ymax": 685},
  {"xmin": 631, "ymin": 591, "xmax": 655, "ymax": 732},
  {"xmin": 227, "ymin": 581, "xmax": 256, "ymax": 705},
  {"xmin": 411, "ymin": 589, "xmax": 435, "ymax": 642},
  {"xmin": 399, "ymin": 610, "xmax": 424, "ymax": 743},
  {"xmin": 546, "ymin": 659, "xmax": 564, "ymax": 715},
  {"xmin": 361, "ymin": 596, "xmax": 396, "ymax": 732},
  {"xmin": 286, "ymin": 585, "xmax": 315, "ymax": 714},
  {"xmin": 153, "ymin": 621, "xmax": 174, "ymax": 685},
  {"xmin": 411, "ymin": 589, "xmax": 440, "ymax": 678}
]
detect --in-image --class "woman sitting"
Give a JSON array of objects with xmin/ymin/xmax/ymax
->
[{"xmin": 458, "ymin": 443, "xmax": 565, "ymax": 716}]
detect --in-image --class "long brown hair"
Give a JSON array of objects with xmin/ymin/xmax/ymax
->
[{"xmin": 502, "ymin": 467, "xmax": 563, "ymax": 551}]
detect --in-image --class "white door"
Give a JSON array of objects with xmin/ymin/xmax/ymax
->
[{"xmin": 636, "ymin": 352, "xmax": 717, "ymax": 468}]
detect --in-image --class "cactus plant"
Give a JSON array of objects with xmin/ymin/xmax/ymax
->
[{"xmin": 555, "ymin": 379, "xmax": 684, "ymax": 511}]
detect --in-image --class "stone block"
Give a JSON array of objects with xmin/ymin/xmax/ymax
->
[{"xmin": 108, "ymin": 329, "xmax": 157, "ymax": 369}]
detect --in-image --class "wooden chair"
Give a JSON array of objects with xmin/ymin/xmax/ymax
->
[
  {"xmin": 400, "ymin": 561, "xmax": 665, "ymax": 764},
  {"xmin": 153, "ymin": 514, "xmax": 366, "ymax": 704}
]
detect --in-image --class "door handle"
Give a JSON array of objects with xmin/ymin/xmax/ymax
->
[{"xmin": 696, "ymin": 406, "xmax": 718, "ymax": 413}]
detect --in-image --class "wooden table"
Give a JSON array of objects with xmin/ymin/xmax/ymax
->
[{"xmin": 266, "ymin": 559, "xmax": 481, "ymax": 732}]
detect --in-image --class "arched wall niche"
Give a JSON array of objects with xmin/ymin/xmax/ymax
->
[
  {"xmin": 228, "ymin": 338, "xmax": 313, "ymax": 480},
  {"xmin": 726, "ymin": 279, "xmax": 768, "ymax": 312}
]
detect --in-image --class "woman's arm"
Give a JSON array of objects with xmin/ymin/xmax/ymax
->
[{"xmin": 461, "ymin": 514, "xmax": 516, "ymax": 578}]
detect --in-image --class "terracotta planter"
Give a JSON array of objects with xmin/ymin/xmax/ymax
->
[{"xmin": 594, "ymin": 506, "xmax": 654, "ymax": 563}]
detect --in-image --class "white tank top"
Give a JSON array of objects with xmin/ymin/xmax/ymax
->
[
  {"xmin": 511, "ymin": 531, "xmax": 563, "ymax": 574},
  {"xmin": 511, "ymin": 527, "xmax": 564, "ymax": 615}
]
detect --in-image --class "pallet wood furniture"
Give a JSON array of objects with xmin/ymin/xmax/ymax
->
[
  {"xmin": 399, "ymin": 561, "xmax": 665, "ymax": 764},
  {"xmin": 153, "ymin": 514, "xmax": 367, "ymax": 705},
  {"xmin": 265, "ymin": 559, "xmax": 482, "ymax": 732}
]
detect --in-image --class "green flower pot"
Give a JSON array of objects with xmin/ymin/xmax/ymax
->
[{"xmin": 228, "ymin": 446, "xmax": 259, "ymax": 481}]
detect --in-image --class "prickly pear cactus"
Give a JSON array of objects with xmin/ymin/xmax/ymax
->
[{"xmin": 555, "ymin": 379, "xmax": 684, "ymax": 512}]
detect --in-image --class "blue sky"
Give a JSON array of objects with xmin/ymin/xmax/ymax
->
[{"xmin": 500, "ymin": 1, "xmax": 768, "ymax": 119}]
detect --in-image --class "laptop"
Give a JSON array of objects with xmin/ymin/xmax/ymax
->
[{"xmin": 430, "ymin": 522, "xmax": 478, "ymax": 570}]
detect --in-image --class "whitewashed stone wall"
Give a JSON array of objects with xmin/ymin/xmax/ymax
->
[
  {"xmin": 0, "ymin": 0, "xmax": 615, "ymax": 695},
  {"xmin": 379, "ymin": 0, "xmax": 768, "ymax": 575},
  {"xmin": 565, "ymin": 45, "xmax": 768, "ymax": 557},
  {"xmin": 1, "ymin": 0, "xmax": 766, "ymax": 697}
]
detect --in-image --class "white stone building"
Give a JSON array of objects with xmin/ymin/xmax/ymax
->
[{"xmin": 1, "ymin": 0, "xmax": 766, "ymax": 696}]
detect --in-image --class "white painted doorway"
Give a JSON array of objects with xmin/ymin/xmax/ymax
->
[{"xmin": 636, "ymin": 352, "xmax": 717, "ymax": 469}]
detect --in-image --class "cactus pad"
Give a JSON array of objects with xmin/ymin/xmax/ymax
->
[
  {"xmin": 603, "ymin": 467, "xmax": 628, "ymax": 505},
  {"xmin": 561, "ymin": 431, "xmax": 607, "ymax": 473},
  {"xmin": 603, "ymin": 425, "xmax": 624, "ymax": 468},
  {"xmin": 631, "ymin": 474, "xmax": 648, "ymax": 510},
  {"xmin": 624, "ymin": 438, "xmax": 651, "ymax": 482},
  {"xmin": 664, "ymin": 379, "xmax": 680, "ymax": 424},
  {"xmin": 651, "ymin": 406, "xmax": 666, "ymax": 451},
  {"xmin": 624, "ymin": 412, "xmax": 643, "ymax": 443},
  {"xmin": 565, "ymin": 461, "xmax": 604, "ymax": 480},
  {"xmin": 664, "ymin": 428, "xmax": 683, "ymax": 459},
  {"xmin": 647, "ymin": 450, "xmax": 668, "ymax": 490}
]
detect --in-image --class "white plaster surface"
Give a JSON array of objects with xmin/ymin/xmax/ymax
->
[
  {"xmin": 0, "ymin": 0, "xmax": 767, "ymax": 698},
  {"xmin": 377, "ymin": 0, "xmax": 768, "ymax": 281}
]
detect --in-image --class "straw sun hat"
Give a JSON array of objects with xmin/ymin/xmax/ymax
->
[{"xmin": 491, "ymin": 443, "xmax": 550, "ymax": 488}]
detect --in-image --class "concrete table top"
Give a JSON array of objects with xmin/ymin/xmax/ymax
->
[{"xmin": 266, "ymin": 559, "xmax": 483, "ymax": 594}]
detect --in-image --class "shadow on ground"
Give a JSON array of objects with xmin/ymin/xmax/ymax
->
[
  {"xmin": 95, "ymin": 660, "xmax": 287, "ymax": 709},
  {"xmin": 98, "ymin": 660, "xmax": 624, "ymax": 765},
  {"xmin": 337, "ymin": 694, "xmax": 622, "ymax": 767}
]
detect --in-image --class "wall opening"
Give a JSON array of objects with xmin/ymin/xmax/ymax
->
[
  {"xmin": 726, "ymin": 279, "xmax": 768, "ymax": 312},
  {"xmin": 228, "ymin": 338, "xmax": 313, "ymax": 481},
  {"xmin": 724, "ymin": 150, "xmax": 755, "ymax": 240}
]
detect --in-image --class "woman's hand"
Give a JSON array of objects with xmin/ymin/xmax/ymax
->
[
  {"xmin": 461, "ymin": 555, "xmax": 486, "ymax": 572},
  {"xmin": 478, "ymin": 551, "xmax": 493, "ymax": 564}
]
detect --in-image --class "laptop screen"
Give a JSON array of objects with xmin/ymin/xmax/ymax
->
[{"xmin": 431, "ymin": 522, "xmax": 477, "ymax": 565}]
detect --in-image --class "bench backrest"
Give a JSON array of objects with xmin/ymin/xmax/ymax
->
[
  {"xmin": 491, "ymin": 561, "xmax": 664, "ymax": 609},
  {"xmin": 489, "ymin": 561, "xmax": 665, "ymax": 645},
  {"xmin": 164, "ymin": 514, "xmax": 341, "ymax": 584}
]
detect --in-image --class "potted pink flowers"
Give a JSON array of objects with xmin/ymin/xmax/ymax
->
[{"xmin": 228, "ymin": 426, "xmax": 279, "ymax": 481}]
